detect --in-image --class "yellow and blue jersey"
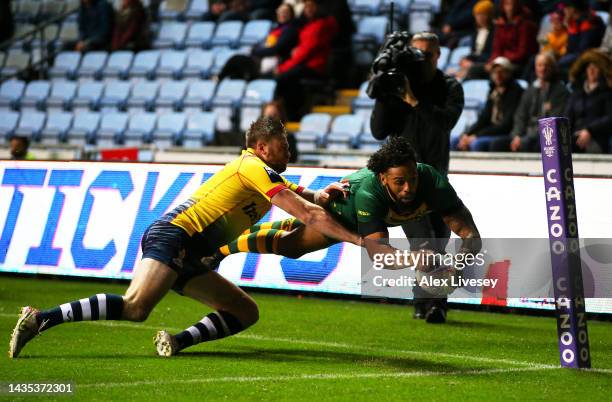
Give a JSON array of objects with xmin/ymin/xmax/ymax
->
[{"xmin": 163, "ymin": 148, "xmax": 302, "ymax": 250}]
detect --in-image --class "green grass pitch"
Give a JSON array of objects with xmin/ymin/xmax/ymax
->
[{"xmin": 1, "ymin": 275, "xmax": 611, "ymax": 401}]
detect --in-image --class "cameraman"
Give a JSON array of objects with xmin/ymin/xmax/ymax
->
[{"xmin": 369, "ymin": 32, "xmax": 464, "ymax": 324}]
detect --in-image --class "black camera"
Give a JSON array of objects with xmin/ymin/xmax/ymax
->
[{"xmin": 366, "ymin": 31, "xmax": 428, "ymax": 100}]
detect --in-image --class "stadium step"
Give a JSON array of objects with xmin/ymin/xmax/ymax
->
[{"xmin": 311, "ymin": 105, "xmax": 351, "ymax": 116}]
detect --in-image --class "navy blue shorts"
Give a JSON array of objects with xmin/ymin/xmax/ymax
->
[{"xmin": 141, "ymin": 220, "xmax": 213, "ymax": 295}]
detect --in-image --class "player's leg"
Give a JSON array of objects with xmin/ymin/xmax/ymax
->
[{"xmin": 154, "ymin": 270, "xmax": 259, "ymax": 356}]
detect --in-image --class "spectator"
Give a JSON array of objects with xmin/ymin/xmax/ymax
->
[
  {"xmin": 111, "ymin": 0, "xmax": 150, "ymax": 51},
  {"xmin": 490, "ymin": 52, "xmax": 569, "ymax": 152},
  {"xmin": 9, "ymin": 136, "xmax": 35, "ymax": 160},
  {"xmin": 252, "ymin": 3, "xmax": 299, "ymax": 75},
  {"xmin": 71, "ymin": 0, "xmax": 115, "ymax": 52},
  {"xmin": 262, "ymin": 101, "xmax": 298, "ymax": 162},
  {"xmin": 558, "ymin": 0, "xmax": 605, "ymax": 70},
  {"xmin": 565, "ymin": 49, "xmax": 612, "ymax": 153},
  {"xmin": 203, "ymin": 0, "xmax": 228, "ymax": 22},
  {"xmin": 0, "ymin": 0, "xmax": 15, "ymax": 44},
  {"xmin": 453, "ymin": 56, "xmax": 524, "ymax": 151},
  {"xmin": 439, "ymin": 0, "xmax": 478, "ymax": 49},
  {"xmin": 204, "ymin": 0, "xmax": 249, "ymax": 22},
  {"xmin": 540, "ymin": 9, "xmax": 569, "ymax": 59},
  {"xmin": 468, "ymin": 0, "xmax": 538, "ymax": 79},
  {"xmin": 273, "ymin": 0, "xmax": 338, "ymax": 120},
  {"xmin": 450, "ymin": 0, "xmax": 495, "ymax": 81}
]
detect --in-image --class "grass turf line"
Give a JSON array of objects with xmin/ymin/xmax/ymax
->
[{"xmin": 1, "ymin": 276, "xmax": 611, "ymax": 401}]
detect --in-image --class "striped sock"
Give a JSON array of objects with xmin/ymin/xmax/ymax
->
[
  {"xmin": 174, "ymin": 310, "xmax": 244, "ymax": 350},
  {"xmin": 36, "ymin": 294, "xmax": 124, "ymax": 331},
  {"xmin": 239, "ymin": 218, "xmax": 302, "ymax": 236},
  {"xmin": 219, "ymin": 228, "xmax": 283, "ymax": 256}
]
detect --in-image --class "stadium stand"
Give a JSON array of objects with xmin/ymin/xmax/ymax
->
[{"xmin": 294, "ymin": 113, "xmax": 332, "ymax": 151}]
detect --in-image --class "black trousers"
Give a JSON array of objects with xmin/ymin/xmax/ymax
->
[{"xmin": 275, "ymin": 64, "xmax": 322, "ymax": 121}]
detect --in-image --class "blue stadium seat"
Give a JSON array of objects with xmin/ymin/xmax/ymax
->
[
  {"xmin": 156, "ymin": 50, "xmax": 187, "ymax": 79},
  {"xmin": 185, "ymin": 22, "xmax": 215, "ymax": 49},
  {"xmin": 77, "ymin": 51, "xmax": 108, "ymax": 80},
  {"xmin": 14, "ymin": 111, "xmax": 46, "ymax": 140},
  {"xmin": 1, "ymin": 50, "xmax": 31, "ymax": 80},
  {"xmin": 325, "ymin": 114, "xmax": 364, "ymax": 150},
  {"xmin": 154, "ymin": 22, "xmax": 188, "ymax": 49},
  {"xmin": 210, "ymin": 47, "xmax": 240, "ymax": 76},
  {"xmin": 239, "ymin": 79, "xmax": 276, "ymax": 131},
  {"xmin": 239, "ymin": 20, "xmax": 272, "ymax": 47},
  {"xmin": 438, "ymin": 46, "xmax": 450, "ymax": 70},
  {"xmin": 99, "ymin": 81, "xmax": 132, "ymax": 111},
  {"xmin": 127, "ymin": 81, "xmax": 160, "ymax": 112},
  {"xmin": 45, "ymin": 80, "xmax": 77, "ymax": 111},
  {"xmin": 212, "ymin": 79, "xmax": 246, "ymax": 131},
  {"xmin": 159, "ymin": 0, "xmax": 189, "ymax": 20},
  {"xmin": 152, "ymin": 112, "xmax": 186, "ymax": 148},
  {"xmin": 353, "ymin": 16, "xmax": 388, "ymax": 46},
  {"xmin": 462, "ymin": 79, "xmax": 490, "ymax": 110},
  {"xmin": 181, "ymin": 112, "xmax": 216, "ymax": 147},
  {"xmin": 49, "ymin": 51, "xmax": 81, "ymax": 80},
  {"xmin": 211, "ymin": 21, "xmax": 243, "ymax": 48},
  {"xmin": 40, "ymin": 0, "xmax": 66, "ymax": 20},
  {"xmin": 124, "ymin": 112, "xmax": 158, "ymax": 146},
  {"xmin": 40, "ymin": 111, "xmax": 73, "ymax": 144},
  {"xmin": 294, "ymin": 113, "xmax": 331, "ymax": 151},
  {"xmin": 185, "ymin": 0, "xmax": 208, "ymax": 20},
  {"xmin": 54, "ymin": 21, "xmax": 79, "ymax": 51},
  {"xmin": 9, "ymin": 23, "xmax": 36, "ymax": 50},
  {"xmin": 0, "ymin": 111, "xmax": 20, "ymax": 142},
  {"xmin": 450, "ymin": 109, "xmax": 470, "ymax": 141},
  {"xmin": 71, "ymin": 81, "xmax": 105, "ymax": 111},
  {"xmin": 350, "ymin": 0, "xmax": 382, "ymax": 16},
  {"xmin": 517, "ymin": 79, "xmax": 528, "ymax": 89},
  {"xmin": 445, "ymin": 46, "xmax": 470, "ymax": 73},
  {"xmin": 352, "ymin": 81, "xmax": 374, "ymax": 118},
  {"xmin": 129, "ymin": 50, "xmax": 161, "ymax": 80},
  {"xmin": 0, "ymin": 80, "xmax": 26, "ymax": 110},
  {"xmin": 155, "ymin": 80, "xmax": 188, "ymax": 112},
  {"xmin": 357, "ymin": 125, "xmax": 383, "ymax": 151},
  {"xmin": 408, "ymin": 2, "xmax": 434, "ymax": 33},
  {"xmin": 183, "ymin": 80, "xmax": 216, "ymax": 112},
  {"xmin": 182, "ymin": 49, "xmax": 214, "ymax": 79},
  {"xmin": 15, "ymin": 0, "xmax": 40, "ymax": 23},
  {"xmin": 20, "ymin": 80, "xmax": 51, "ymax": 111},
  {"xmin": 102, "ymin": 51, "xmax": 134, "ymax": 80},
  {"xmin": 97, "ymin": 112, "xmax": 129, "ymax": 147},
  {"xmin": 29, "ymin": 24, "xmax": 60, "ymax": 49},
  {"xmin": 379, "ymin": 0, "xmax": 411, "ymax": 14},
  {"xmin": 67, "ymin": 111, "xmax": 101, "ymax": 145}
]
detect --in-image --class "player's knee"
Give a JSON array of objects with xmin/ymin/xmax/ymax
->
[{"xmin": 231, "ymin": 295, "xmax": 259, "ymax": 328}]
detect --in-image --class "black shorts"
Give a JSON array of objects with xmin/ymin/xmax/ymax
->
[{"xmin": 141, "ymin": 220, "xmax": 213, "ymax": 295}]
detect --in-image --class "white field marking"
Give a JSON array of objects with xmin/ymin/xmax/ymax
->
[
  {"xmin": 76, "ymin": 366, "xmax": 560, "ymax": 389},
  {"xmin": 1, "ymin": 313, "xmax": 556, "ymax": 369}
]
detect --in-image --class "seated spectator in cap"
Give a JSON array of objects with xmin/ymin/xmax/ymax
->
[
  {"xmin": 452, "ymin": 57, "xmax": 524, "ymax": 151},
  {"xmin": 449, "ymin": 0, "xmax": 494, "ymax": 80},
  {"xmin": 540, "ymin": 9, "xmax": 569, "ymax": 59},
  {"xmin": 467, "ymin": 0, "xmax": 538, "ymax": 79},
  {"xmin": 558, "ymin": 0, "xmax": 605, "ymax": 70},
  {"xmin": 489, "ymin": 53, "xmax": 569, "ymax": 152},
  {"xmin": 111, "ymin": 0, "xmax": 150, "ymax": 51},
  {"xmin": 273, "ymin": 0, "xmax": 338, "ymax": 120},
  {"xmin": 439, "ymin": 0, "xmax": 478, "ymax": 49},
  {"xmin": 565, "ymin": 49, "xmax": 612, "ymax": 153},
  {"xmin": 252, "ymin": 3, "xmax": 299, "ymax": 75},
  {"xmin": 9, "ymin": 136, "xmax": 35, "ymax": 160},
  {"xmin": 71, "ymin": 0, "xmax": 114, "ymax": 52}
]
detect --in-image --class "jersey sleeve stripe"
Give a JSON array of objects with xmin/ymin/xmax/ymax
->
[{"xmin": 265, "ymin": 184, "xmax": 287, "ymax": 198}]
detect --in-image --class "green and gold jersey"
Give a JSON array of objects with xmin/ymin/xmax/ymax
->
[{"xmin": 327, "ymin": 164, "xmax": 462, "ymax": 236}]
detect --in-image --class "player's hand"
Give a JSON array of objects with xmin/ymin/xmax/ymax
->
[
  {"xmin": 510, "ymin": 136, "xmax": 521, "ymax": 152},
  {"xmin": 411, "ymin": 249, "xmax": 438, "ymax": 272},
  {"xmin": 314, "ymin": 182, "xmax": 350, "ymax": 206}
]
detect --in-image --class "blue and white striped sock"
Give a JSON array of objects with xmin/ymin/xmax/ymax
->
[
  {"xmin": 37, "ymin": 294, "xmax": 124, "ymax": 331},
  {"xmin": 174, "ymin": 310, "xmax": 244, "ymax": 350}
]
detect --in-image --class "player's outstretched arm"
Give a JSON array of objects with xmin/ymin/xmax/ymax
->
[
  {"xmin": 362, "ymin": 231, "xmax": 435, "ymax": 272},
  {"xmin": 271, "ymin": 188, "xmax": 362, "ymax": 246},
  {"xmin": 298, "ymin": 182, "xmax": 349, "ymax": 207},
  {"xmin": 442, "ymin": 205, "xmax": 482, "ymax": 255}
]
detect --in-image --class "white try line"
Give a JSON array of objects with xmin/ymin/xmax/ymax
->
[{"xmin": 0, "ymin": 312, "xmax": 555, "ymax": 369}]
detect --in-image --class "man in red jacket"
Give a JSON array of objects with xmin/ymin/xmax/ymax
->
[{"xmin": 273, "ymin": 0, "xmax": 338, "ymax": 120}]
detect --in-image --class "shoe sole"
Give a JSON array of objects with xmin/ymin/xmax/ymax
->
[
  {"xmin": 154, "ymin": 331, "xmax": 175, "ymax": 357},
  {"xmin": 8, "ymin": 307, "xmax": 33, "ymax": 358}
]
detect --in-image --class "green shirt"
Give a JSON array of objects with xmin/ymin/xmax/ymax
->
[{"xmin": 327, "ymin": 164, "xmax": 462, "ymax": 236}]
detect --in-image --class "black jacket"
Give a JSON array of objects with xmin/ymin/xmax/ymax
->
[
  {"xmin": 78, "ymin": 0, "xmax": 114, "ymax": 49},
  {"xmin": 468, "ymin": 80, "xmax": 524, "ymax": 138},
  {"xmin": 370, "ymin": 70, "xmax": 463, "ymax": 175},
  {"xmin": 565, "ymin": 81, "xmax": 612, "ymax": 152}
]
